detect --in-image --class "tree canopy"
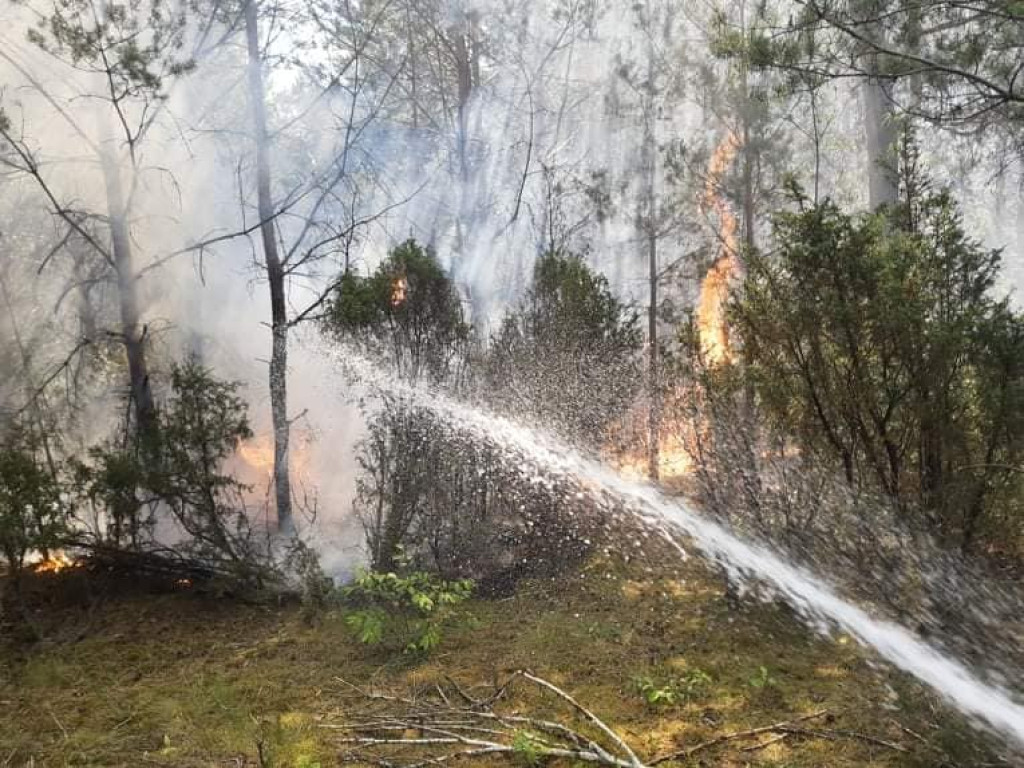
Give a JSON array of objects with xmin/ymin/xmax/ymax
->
[{"xmin": 732, "ymin": 170, "xmax": 1024, "ymax": 550}]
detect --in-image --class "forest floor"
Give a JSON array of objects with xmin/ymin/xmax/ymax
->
[{"xmin": 0, "ymin": 553, "xmax": 1012, "ymax": 768}]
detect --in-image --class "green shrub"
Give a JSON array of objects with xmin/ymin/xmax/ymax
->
[
  {"xmin": 633, "ymin": 668, "xmax": 713, "ymax": 708},
  {"xmin": 341, "ymin": 570, "xmax": 473, "ymax": 654},
  {"xmin": 747, "ymin": 665, "xmax": 777, "ymax": 690},
  {"xmin": 511, "ymin": 730, "xmax": 546, "ymax": 766},
  {"xmin": 75, "ymin": 358, "xmax": 272, "ymax": 583},
  {"xmin": 284, "ymin": 539, "xmax": 336, "ymax": 624},
  {"xmin": 0, "ymin": 432, "xmax": 67, "ymax": 579}
]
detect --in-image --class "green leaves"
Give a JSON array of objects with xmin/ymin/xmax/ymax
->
[
  {"xmin": 326, "ymin": 239, "xmax": 471, "ymax": 383},
  {"xmin": 731, "ymin": 168, "xmax": 1024, "ymax": 547},
  {"xmin": 511, "ymin": 730, "xmax": 547, "ymax": 766},
  {"xmin": 0, "ymin": 430, "xmax": 68, "ymax": 573},
  {"xmin": 487, "ymin": 249, "xmax": 642, "ymax": 446},
  {"xmin": 74, "ymin": 357, "xmax": 261, "ymax": 570},
  {"xmin": 27, "ymin": 0, "xmax": 194, "ymax": 102},
  {"xmin": 633, "ymin": 668, "xmax": 714, "ymax": 708},
  {"xmin": 748, "ymin": 666, "xmax": 776, "ymax": 690},
  {"xmin": 346, "ymin": 609, "xmax": 386, "ymax": 645},
  {"xmin": 341, "ymin": 570, "xmax": 475, "ymax": 654}
]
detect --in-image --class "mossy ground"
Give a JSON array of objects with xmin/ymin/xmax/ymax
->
[{"xmin": 0, "ymin": 555, "xmax": 1008, "ymax": 767}]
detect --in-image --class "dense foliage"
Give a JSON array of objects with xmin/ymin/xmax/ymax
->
[
  {"xmin": 327, "ymin": 240, "xmax": 472, "ymax": 384},
  {"xmin": 342, "ymin": 569, "xmax": 474, "ymax": 653},
  {"xmin": 487, "ymin": 249, "xmax": 643, "ymax": 445},
  {"xmin": 0, "ymin": 426, "xmax": 66, "ymax": 579},
  {"xmin": 338, "ymin": 244, "xmax": 621, "ymax": 584},
  {"xmin": 731, "ymin": 170, "xmax": 1024, "ymax": 552},
  {"xmin": 72, "ymin": 360, "xmax": 271, "ymax": 581}
]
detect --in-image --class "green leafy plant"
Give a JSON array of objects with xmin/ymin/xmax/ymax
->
[
  {"xmin": 75, "ymin": 358, "xmax": 273, "ymax": 584},
  {"xmin": 634, "ymin": 676, "xmax": 678, "ymax": 707},
  {"xmin": 633, "ymin": 668, "xmax": 713, "ymax": 708},
  {"xmin": 0, "ymin": 434, "xmax": 67, "ymax": 580},
  {"xmin": 748, "ymin": 665, "xmax": 777, "ymax": 689},
  {"xmin": 680, "ymin": 668, "xmax": 714, "ymax": 697},
  {"xmin": 342, "ymin": 570, "xmax": 474, "ymax": 654},
  {"xmin": 511, "ymin": 730, "xmax": 547, "ymax": 766}
]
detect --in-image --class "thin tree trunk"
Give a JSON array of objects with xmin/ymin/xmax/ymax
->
[
  {"xmin": 647, "ymin": 215, "xmax": 659, "ymax": 481},
  {"xmin": 100, "ymin": 144, "xmax": 156, "ymax": 439},
  {"xmin": 245, "ymin": 0, "xmax": 292, "ymax": 532},
  {"xmin": 72, "ymin": 253, "xmax": 98, "ymax": 343},
  {"xmin": 862, "ymin": 77, "xmax": 898, "ymax": 209},
  {"xmin": 642, "ymin": 55, "xmax": 659, "ymax": 481},
  {"xmin": 810, "ymin": 88, "xmax": 822, "ymax": 204}
]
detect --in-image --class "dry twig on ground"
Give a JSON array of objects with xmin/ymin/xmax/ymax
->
[{"xmin": 321, "ymin": 671, "xmax": 909, "ymax": 767}]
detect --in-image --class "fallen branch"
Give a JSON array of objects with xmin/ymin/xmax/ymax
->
[
  {"xmin": 521, "ymin": 671, "xmax": 643, "ymax": 767},
  {"xmin": 324, "ymin": 671, "xmax": 642, "ymax": 767},
  {"xmin": 324, "ymin": 673, "xmax": 908, "ymax": 768},
  {"xmin": 774, "ymin": 725, "xmax": 908, "ymax": 752},
  {"xmin": 650, "ymin": 710, "xmax": 831, "ymax": 764}
]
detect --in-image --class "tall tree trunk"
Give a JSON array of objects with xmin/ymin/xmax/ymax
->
[
  {"xmin": 647, "ymin": 220, "xmax": 659, "ymax": 481},
  {"xmin": 452, "ymin": 18, "xmax": 483, "ymax": 329},
  {"xmin": 859, "ymin": 9, "xmax": 900, "ymax": 210},
  {"xmin": 862, "ymin": 77, "xmax": 899, "ymax": 209},
  {"xmin": 642, "ymin": 53, "xmax": 659, "ymax": 481},
  {"xmin": 740, "ymin": 125, "xmax": 755, "ymax": 253},
  {"xmin": 100, "ymin": 144, "xmax": 156, "ymax": 439},
  {"xmin": 72, "ymin": 253, "xmax": 98, "ymax": 343},
  {"xmin": 245, "ymin": 0, "xmax": 292, "ymax": 532}
]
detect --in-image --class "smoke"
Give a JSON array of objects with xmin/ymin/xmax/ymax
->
[{"xmin": 1, "ymin": 0, "xmax": 1022, "ymax": 570}]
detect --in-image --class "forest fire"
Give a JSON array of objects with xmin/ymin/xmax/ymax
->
[
  {"xmin": 611, "ymin": 131, "xmax": 743, "ymax": 482},
  {"xmin": 615, "ymin": 431, "xmax": 693, "ymax": 482},
  {"xmin": 696, "ymin": 130, "xmax": 742, "ymax": 366},
  {"xmin": 391, "ymin": 275, "xmax": 408, "ymax": 307},
  {"xmin": 33, "ymin": 550, "xmax": 78, "ymax": 574},
  {"xmin": 236, "ymin": 433, "xmax": 314, "ymax": 494},
  {"xmin": 237, "ymin": 433, "xmax": 276, "ymax": 474}
]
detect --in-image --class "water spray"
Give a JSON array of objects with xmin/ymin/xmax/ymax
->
[{"xmin": 337, "ymin": 346, "xmax": 1024, "ymax": 752}]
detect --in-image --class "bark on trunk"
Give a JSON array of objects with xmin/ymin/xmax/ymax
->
[
  {"xmin": 451, "ymin": 19, "xmax": 481, "ymax": 325},
  {"xmin": 862, "ymin": 77, "xmax": 899, "ymax": 209},
  {"xmin": 100, "ymin": 145, "xmax": 156, "ymax": 439},
  {"xmin": 245, "ymin": 0, "xmax": 292, "ymax": 532},
  {"xmin": 647, "ymin": 226, "xmax": 659, "ymax": 482},
  {"xmin": 642, "ymin": 62, "xmax": 659, "ymax": 481}
]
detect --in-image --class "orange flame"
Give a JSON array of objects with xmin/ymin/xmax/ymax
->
[
  {"xmin": 696, "ymin": 131, "xmax": 742, "ymax": 366},
  {"xmin": 615, "ymin": 431, "xmax": 693, "ymax": 482},
  {"xmin": 34, "ymin": 550, "xmax": 77, "ymax": 573},
  {"xmin": 607, "ymin": 132, "xmax": 744, "ymax": 482},
  {"xmin": 237, "ymin": 434, "xmax": 276, "ymax": 474},
  {"xmin": 236, "ymin": 433, "xmax": 314, "ymax": 491},
  {"xmin": 391, "ymin": 276, "xmax": 408, "ymax": 308}
]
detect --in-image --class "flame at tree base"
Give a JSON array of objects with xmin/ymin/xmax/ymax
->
[
  {"xmin": 33, "ymin": 550, "xmax": 79, "ymax": 574},
  {"xmin": 696, "ymin": 129, "xmax": 742, "ymax": 367},
  {"xmin": 609, "ymin": 130, "xmax": 742, "ymax": 481},
  {"xmin": 615, "ymin": 432, "xmax": 694, "ymax": 482},
  {"xmin": 697, "ymin": 254, "xmax": 740, "ymax": 366}
]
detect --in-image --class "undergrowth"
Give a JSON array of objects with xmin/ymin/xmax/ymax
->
[{"xmin": 0, "ymin": 554, "xmax": 1011, "ymax": 767}]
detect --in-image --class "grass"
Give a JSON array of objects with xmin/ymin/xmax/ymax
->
[{"xmin": 0, "ymin": 555, "xmax": 1009, "ymax": 767}]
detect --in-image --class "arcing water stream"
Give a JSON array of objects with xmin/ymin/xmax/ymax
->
[{"xmin": 337, "ymin": 348, "xmax": 1024, "ymax": 751}]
